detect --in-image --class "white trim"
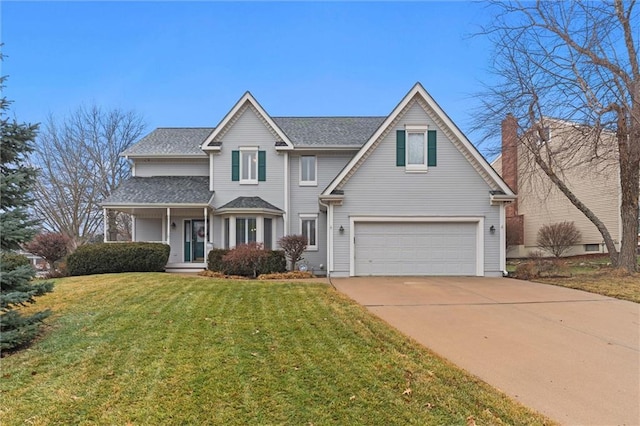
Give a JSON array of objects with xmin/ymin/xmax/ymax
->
[
  {"xmin": 201, "ymin": 91, "xmax": 294, "ymax": 150},
  {"xmin": 328, "ymin": 203, "xmax": 334, "ymax": 272},
  {"xmin": 131, "ymin": 214, "xmax": 136, "ymax": 241},
  {"xmin": 405, "ymin": 127, "xmax": 428, "ymax": 172},
  {"xmin": 499, "ymin": 203, "xmax": 506, "ymax": 274},
  {"xmin": 300, "ymin": 213, "xmax": 319, "ymax": 251},
  {"xmin": 209, "ymin": 153, "xmax": 214, "ymax": 192},
  {"xmin": 349, "ymin": 216, "xmax": 485, "ymax": 277},
  {"xmin": 131, "ymin": 162, "xmax": 136, "ymax": 177},
  {"xmin": 239, "ymin": 147, "xmax": 258, "ymax": 184},
  {"xmin": 299, "ymin": 155, "xmax": 318, "ymax": 186},
  {"xmin": 284, "ymin": 151, "xmax": 289, "ymax": 234},
  {"xmin": 166, "ymin": 208, "xmax": 171, "ymax": 246},
  {"xmin": 103, "ymin": 208, "xmax": 108, "ymax": 243},
  {"xmin": 322, "ymin": 83, "xmax": 515, "ymax": 197}
]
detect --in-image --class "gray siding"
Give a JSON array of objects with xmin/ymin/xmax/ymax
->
[
  {"xmin": 289, "ymin": 152, "xmax": 354, "ymax": 272},
  {"xmin": 332, "ymin": 102, "xmax": 502, "ymax": 276},
  {"xmin": 210, "ymin": 107, "xmax": 286, "ymax": 250},
  {"xmin": 135, "ymin": 158, "xmax": 209, "ymax": 177}
]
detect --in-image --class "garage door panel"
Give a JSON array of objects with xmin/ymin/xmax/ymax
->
[{"xmin": 354, "ymin": 222, "xmax": 477, "ymax": 276}]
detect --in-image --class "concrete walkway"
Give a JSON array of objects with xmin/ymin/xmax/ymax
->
[{"xmin": 331, "ymin": 276, "xmax": 640, "ymax": 426}]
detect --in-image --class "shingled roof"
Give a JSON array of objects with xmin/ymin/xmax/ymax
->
[
  {"xmin": 273, "ymin": 117, "xmax": 385, "ymax": 147},
  {"xmin": 121, "ymin": 128, "xmax": 213, "ymax": 157},
  {"xmin": 121, "ymin": 117, "xmax": 385, "ymax": 157},
  {"xmin": 102, "ymin": 176, "xmax": 213, "ymax": 205},
  {"xmin": 217, "ymin": 196, "xmax": 283, "ymax": 212}
]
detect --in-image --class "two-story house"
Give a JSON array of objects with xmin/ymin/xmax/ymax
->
[
  {"xmin": 493, "ymin": 114, "xmax": 623, "ymax": 258},
  {"xmin": 102, "ymin": 83, "xmax": 515, "ymax": 276}
]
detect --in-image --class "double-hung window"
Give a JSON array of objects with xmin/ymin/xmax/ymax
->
[
  {"xmin": 300, "ymin": 214, "xmax": 318, "ymax": 251},
  {"xmin": 236, "ymin": 217, "xmax": 257, "ymax": 245},
  {"xmin": 300, "ymin": 156, "xmax": 317, "ymax": 186},
  {"xmin": 405, "ymin": 125, "xmax": 428, "ymax": 171},
  {"xmin": 240, "ymin": 148, "xmax": 258, "ymax": 184}
]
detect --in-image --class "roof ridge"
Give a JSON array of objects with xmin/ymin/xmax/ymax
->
[{"xmin": 273, "ymin": 116, "xmax": 386, "ymax": 119}]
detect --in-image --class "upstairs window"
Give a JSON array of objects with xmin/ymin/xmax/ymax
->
[
  {"xmin": 232, "ymin": 148, "xmax": 266, "ymax": 183},
  {"xmin": 241, "ymin": 148, "xmax": 258, "ymax": 183},
  {"xmin": 396, "ymin": 126, "xmax": 437, "ymax": 171},
  {"xmin": 300, "ymin": 155, "xmax": 317, "ymax": 186}
]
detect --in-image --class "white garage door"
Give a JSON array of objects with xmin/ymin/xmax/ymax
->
[{"xmin": 354, "ymin": 222, "xmax": 478, "ymax": 276}]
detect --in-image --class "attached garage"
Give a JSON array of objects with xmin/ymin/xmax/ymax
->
[{"xmin": 351, "ymin": 218, "xmax": 483, "ymax": 276}]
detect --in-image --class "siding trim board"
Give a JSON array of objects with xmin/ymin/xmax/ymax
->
[{"xmin": 349, "ymin": 216, "xmax": 485, "ymax": 277}]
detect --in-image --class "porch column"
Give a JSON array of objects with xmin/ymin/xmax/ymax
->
[
  {"xmin": 166, "ymin": 208, "xmax": 171, "ymax": 246},
  {"xmin": 131, "ymin": 214, "xmax": 136, "ymax": 242},
  {"xmin": 103, "ymin": 208, "xmax": 108, "ymax": 243},
  {"xmin": 204, "ymin": 207, "xmax": 208, "ymax": 243}
]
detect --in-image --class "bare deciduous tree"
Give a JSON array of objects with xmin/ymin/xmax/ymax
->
[
  {"xmin": 31, "ymin": 105, "xmax": 145, "ymax": 248},
  {"xmin": 475, "ymin": 0, "xmax": 639, "ymax": 272}
]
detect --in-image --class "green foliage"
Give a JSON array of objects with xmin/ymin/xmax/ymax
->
[
  {"xmin": 0, "ymin": 59, "xmax": 54, "ymax": 353},
  {"xmin": 207, "ymin": 247, "xmax": 286, "ymax": 277},
  {"xmin": 66, "ymin": 243, "xmax": 170, "ymax": 276},
  {"xmin": 207, "ymin": 248, "xmax": 229, "ymax": 272}
]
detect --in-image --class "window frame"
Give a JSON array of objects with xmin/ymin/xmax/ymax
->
[
  {"xmin": 236, "ymin": 217, "xmax": 257, "ymax": 245},
  {"xmin": 299, "ymin": 214, "xmax": 318, "ymax": 251},
  {"xmin": 404, "ymin": 124, "xmax": 429, "ymax": 172},
  {"xmin": 299, "ymin": 155, "xmax": 317, "ymax": 186},
  {"xmin": 239, "ymin": 147, "xmax": 258, "ymax": 184}
]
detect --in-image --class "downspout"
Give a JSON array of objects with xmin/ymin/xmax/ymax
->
[
  {"xmin": 283, "ymin": 152, "xmax": 289, "ymax": 235},
  {"xmin": 318, "ymin": 198, "xmax": 336, "ymax": 289}
]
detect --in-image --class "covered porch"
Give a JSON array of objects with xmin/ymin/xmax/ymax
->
[{"xmin": 101, "ymin": 176, "xmax": 215, "ymax": 272}]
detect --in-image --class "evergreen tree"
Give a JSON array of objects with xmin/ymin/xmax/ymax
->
[{"xmin": 0, "ymin": 55, "xmax": 54, "ymax": 353}]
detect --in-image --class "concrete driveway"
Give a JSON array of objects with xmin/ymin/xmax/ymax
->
[{"xmin": 331, "ymin": 276, "xmax": 640, "ymax": 426}]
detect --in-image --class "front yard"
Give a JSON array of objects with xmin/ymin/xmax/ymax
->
[{"xmin": 0, "ymin": 273, "xmax": 552, "ymax": 425}]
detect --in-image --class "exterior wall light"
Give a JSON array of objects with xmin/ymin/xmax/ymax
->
[
  {"xmin": 489, "ymin": 225, "xmax": 495, "ymax": 234},
  {"xmin": 339, "ymin": 225, "xmax": 345, "ymax": 234}
]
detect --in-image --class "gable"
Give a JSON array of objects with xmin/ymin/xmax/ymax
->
[
  {"xmin": 201, "ymin": 92, "xmax": 293, "ymax": 150},
  {"xmin": 323, "ymin": 83, "xmax": 515, "ymax": 198}
]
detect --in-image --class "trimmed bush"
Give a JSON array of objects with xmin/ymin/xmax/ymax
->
[
  {"xmin": 260, "ymin": 250, "xmax": 286, "ymax": 274},
  {"xmin": 207, "ymin": 249, "xmax": 229, "ymax": 272},
  {"xmin": 0, "ymin": 252, "xmax": 31, "ymax": 271},
  {"xmin": 67, "ymin": 243, "xmax": 170, "ymax": 276},
  {"xmin": 207, "ymin": 247, "xmax": 286, "ymax": 277}
]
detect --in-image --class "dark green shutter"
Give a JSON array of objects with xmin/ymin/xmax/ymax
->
[
  {"xmin": 427, "ymin": 130, "xmax": 437, "ymax": 167},
  {"xmin": 231, "ymin": 150, "xmax": 239, "ymax": 181},
  {"xmin": 258, "ymin": 150, "xmax": 266, "ymax": 181},
  {"xmin": 396, "ymin": 130, "xmax": 405, "ymax": 166}
]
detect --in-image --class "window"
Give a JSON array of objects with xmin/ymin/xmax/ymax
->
[
  {"xmin": 236, "ymin": 217, "xmax": 257, "ymax": 245},
  {"xmin": 584, "ymin": 244, "xmax": 600, "ymax": 252},
  {"xmin": 300, "ymin": 156, "xmax": 317, "ymax": 186},
  {"xmin": 396, "ymin": 126, "xmax": 437, "ymax": 170},
  {"xmin": 264, "ymin": 218, "xmax": 273, "ymax": 250},
  {"xmin": 300, "ymin": 214, "xmax": 318, "ymax": 251},
  {"xmin": 240, "ymin": 148, "xmax": 258, "ymax": 183}
]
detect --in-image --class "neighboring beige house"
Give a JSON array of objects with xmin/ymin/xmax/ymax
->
[{"xmin": 492, "ymin": 115, "xmax": 623, "ymax": 258}]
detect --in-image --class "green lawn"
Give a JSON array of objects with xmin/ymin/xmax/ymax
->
[{"xmin": 1, "ymin": 273, "xmax": 553, "ymax": 425}]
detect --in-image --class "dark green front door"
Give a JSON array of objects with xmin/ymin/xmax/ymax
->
[
  {"xmin": 184, "ymin": 220, "xmax": 205, "ymax": 262},
  {"xmin": 192, "ymin": 220, "xmax": 205, "ymax": 261}
]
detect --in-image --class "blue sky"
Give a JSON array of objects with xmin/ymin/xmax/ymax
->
[{"xmin": 2, "ymin": 1, "xmax": 498, "ymax": 154}]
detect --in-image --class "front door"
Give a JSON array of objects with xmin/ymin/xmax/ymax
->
[{"xmin": 184, "ymin": 220, "xmax": 205, "ymax": 262}]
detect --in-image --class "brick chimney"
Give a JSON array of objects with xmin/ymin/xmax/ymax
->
[{"xmin": 501, "ymin": 114, "xmax": 518, "ymax": 217}]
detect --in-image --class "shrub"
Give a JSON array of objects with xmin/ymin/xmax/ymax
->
[
  {"xmin": 67, "ymin": 243, "xmax": 170, "ymax": 276},
  {"xmin": 207, "ymin": 249, "xmax": 229, "ymax": 272},
  {"xmin": 537, "ymin": 221, "xmax": 582, "ymax": 257},
  {"xmin": 260, "ymin": 250, "xmax": 286, "ymax": 274},
  {"xmin": 278, "ymin": 235, "xmax": 307, "ymax": 270},
  {"xmin": 24, "ymin": 232, "xmax": 70, "ymax": 271},
  {"xmin": 207, "ymin": 248, "xmax": 286, "ymax": 277},
  {"xmin": 0, "ymin": 252, "xmax": 31, "ymax": 271},
  {"xmin": 515, "ymin": 261, "xmax": 539, "ymax": 280},
  {"xmin": 222, "ymin": 243, "xmax": 267, "ymax": 278}
]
